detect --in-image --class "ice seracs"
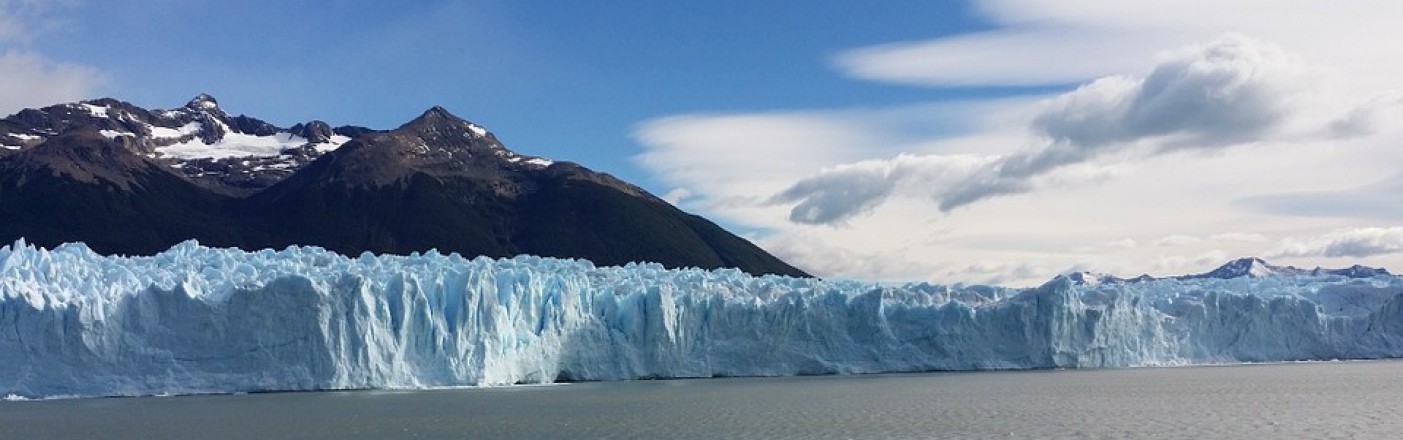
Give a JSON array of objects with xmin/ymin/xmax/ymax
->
[{"xmin": 1, "ymin": 240, "xmax": 1400, "ymax": 399}]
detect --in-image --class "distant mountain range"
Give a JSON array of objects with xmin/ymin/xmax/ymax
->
[
  {"xmin": 1062, "ymin": 257, "xmax": 1391, "ymax": 286},
  {"xmin": 0, "ymin": 95, "xmax": 808, "ymax": 277}
]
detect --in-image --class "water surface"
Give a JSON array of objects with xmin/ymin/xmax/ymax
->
[{"xmin": 4, "ymin": 361, "xmax": 1401, "ymax": 439}]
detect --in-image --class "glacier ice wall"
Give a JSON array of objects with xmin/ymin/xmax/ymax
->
[{"xmin": 2, "ymin": 240, "xmax": 1402, "ymax": 398}]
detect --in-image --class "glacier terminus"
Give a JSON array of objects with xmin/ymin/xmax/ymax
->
[{"xmin": 2, "ymin": 240, "xmax": 1402, "ymax": 399}]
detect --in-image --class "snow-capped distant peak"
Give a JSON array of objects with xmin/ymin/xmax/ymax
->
[
  {"xmin": 1065, "ymin": 271, "xmax": 1108, "ymax": 286},
  {"xmin": 1051, "ymin": 258, "xmax": 1392, "ymax": 285},
  {"xmin": 1213, "ymin": 258, "xmax": 1278, "ymax": 278}
]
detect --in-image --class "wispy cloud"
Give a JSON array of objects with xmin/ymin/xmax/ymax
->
[
  {"xmin": 833, "ymin": 26, "xmax": 1166, "ymax": 87},
  {"xmin": 1270, "ymin": 227, "xmax": 1403, "ymax": 259},
  {"xmin": 776, "ymin": 35, "xmax": 1322, "ymax": 223},
  {"xmin": 1241, "ymin": 173, "xmax": 1403, "ymax": 220},
  {"xmin": 767, "ymin": 153, "xmax": 995, "ymax": 225},
  {"xmin": 633, "ymin": 1, "xmax": 1403, "ymax": 284},
  {"xmin": 632, "ymin": 102, "xmax": 1018, "ymax": 226}
]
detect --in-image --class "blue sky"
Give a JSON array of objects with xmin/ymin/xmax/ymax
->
[
  {"xmin": 5, "ymin": 0, "xmax": 1403, "ymax": 285},
  {"xmin": 17, "ymin": 1, "xmax": 993, "ymax": 179}
]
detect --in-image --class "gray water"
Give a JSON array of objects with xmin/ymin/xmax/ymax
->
[{"xmin": 4, "ymin": 361, "xmax": 1402, "ymax": 439}]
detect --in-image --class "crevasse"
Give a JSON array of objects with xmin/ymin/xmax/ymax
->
[{"xmin": 1, "ymin": 240, "xmax": 1401, "ymax": 399}]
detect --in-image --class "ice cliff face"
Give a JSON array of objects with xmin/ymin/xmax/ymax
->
[{"xmin": 2, "ymin": 240, "xmax": 1402, "ymax": 399}]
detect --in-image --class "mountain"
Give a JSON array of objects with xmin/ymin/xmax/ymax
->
[
  {"xmin": 0, "ymin": 96, "xmax": 808, "ymax": 277},
  {"xmin": 1058, "ymin": 257, "xmax": 1391, "ymax": 285}
]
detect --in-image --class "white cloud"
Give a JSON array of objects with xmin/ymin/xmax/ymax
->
[
  {"xmin": 1209, "ymin": 232, "xmax": 1267, "ymax": 243},
  {"xmin": 768, "ymin": 153, "xmax": 995, "ymax": 225},
  {"xmin": 635, "ymin": 2, "xmax": 1403, "ymax": 285},
  {"xmin": 660, "ymin": 187, "xmax": 691, "ymax": 206},
  {"xmin": 1034, "ymin": 35, "xmax": 1310, "ymax": 149},
  {"xmin": 757, "ymin": 231, "xmax": 940, "ymax": 282},
  {"xmin": 0, "ymin": 50, "xmax": 104, "ymax": 116},
  {"xmin": 1105, "ymin": 238, "xmax": 1137, "ymax": 249},
  {"xmin": 833, "ymin": 26, "xmax": 1170, "ymax": 87},
  {"xmin": 1193, "ymin": 249, "xmax": 1229, "ymax": 267},
  {"xmin": 1270, "ymin": 227, "xmax": 1403, "ymax": 259},
  {"xmin": 1155, "ymin": 235, "xmax": 1200, "ymax": 247},
  {"xmin": 1241, "ymin": 172, "xmax": 1403, "ymax": 221},
  {"xmin": 1328, "ymin": 92, "xmax": 1403, "ymax": 138},
  {"xmin": 838, "ymin": 0, "xmax": 1403, "ymax": 93},
  {"xmin": 632, "ymin": 101, "xmax": 1026, "ymax": 227},
  {"xmin": 632, "ymin": 113, "xmax": 871, "ymax": 230},
  {"xmin": 0, "ymin": 1, "xmax": 103, "ymax": 116},
  {"xmin": 775, "ymin": 35, "xmax": 1325, "ymax": 220},
  {"xmin": 1155, "ymin": 233, "xmax": 1265, "ymax": 248}
]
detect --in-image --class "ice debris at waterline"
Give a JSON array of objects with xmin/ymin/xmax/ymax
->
[{"xmin": 2, "ymin": 240, "xmax": 1403, "ymax": 399}]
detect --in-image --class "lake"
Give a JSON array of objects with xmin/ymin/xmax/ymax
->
[{"xmin": 4, "ymin": 361, "xmax": 1400, "ymax": 439}]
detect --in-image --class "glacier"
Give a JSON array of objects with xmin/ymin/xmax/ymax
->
[{"xmin": 2, "ymin": 240, "xmax": 1402, "ymax": 399}]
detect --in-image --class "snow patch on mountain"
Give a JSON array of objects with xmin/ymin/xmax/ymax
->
[
  {"xmin": 98, "ymin": 130, "xmax": 132, "ymax": 139},
  {"xmin": 78, "ymin": 103, "xmax": 110, "ymax": 118},
  {"xmin": 467, "ymin": 123, "xmax": 488, "ymax": 137},
  {"xmin": 312, "ymin": 135, "xmax": 352, "ymax": 153},
  {"xmin": 156, "ymin": 131, "xmax": 309, "ymax": 160},
  {"xmin": 523, "ymin": 157, "xmax": 554, "ymax": 167},
  {"xmin": 147, "ymin": 122, "xmax": 202, "ymax": 139}
]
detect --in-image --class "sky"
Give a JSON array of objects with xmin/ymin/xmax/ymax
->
[{"xmin": 4, "ymin": 0, "xmax": 1403, "ymax": 286}]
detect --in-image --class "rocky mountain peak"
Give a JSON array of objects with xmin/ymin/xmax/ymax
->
[
  {"xmin": 0, "ymin": 95, "xmax": 810, "ymax": 278},
  {"xmin": 290, "ymin": 121, "xmax": 335, "ymax": 143},
  {"xmin": 185, "ymin": 94, "xmax": 221, "ymax": 111},
  {"xmin": 399, "ymin": 106, "xmax": 491, "ymax": 139}
]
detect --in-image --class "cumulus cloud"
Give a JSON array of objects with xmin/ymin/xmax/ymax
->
[
  {"xmin": 1034, "ymin": 35, "xmax": 1306, "ymax": 150},
  {"xmin": 776, "ymin": 35, "xmax": 1317, "ymax": 223},
  {"xmin": 940, "ymin": 35, "xmax": 1309, "ymax": 210},
  {"xmin": 1270, "ymin": 227, "xmax": 1403, "ymax": 259}
]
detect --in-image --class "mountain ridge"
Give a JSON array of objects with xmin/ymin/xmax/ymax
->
[
  {"xmin": 0, "ymin": 95, "xmax": 809, "ymax": 277},
  {"xmin": 1058, "ymin": 256, "xmax": 1392, "ymax": 286}
]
